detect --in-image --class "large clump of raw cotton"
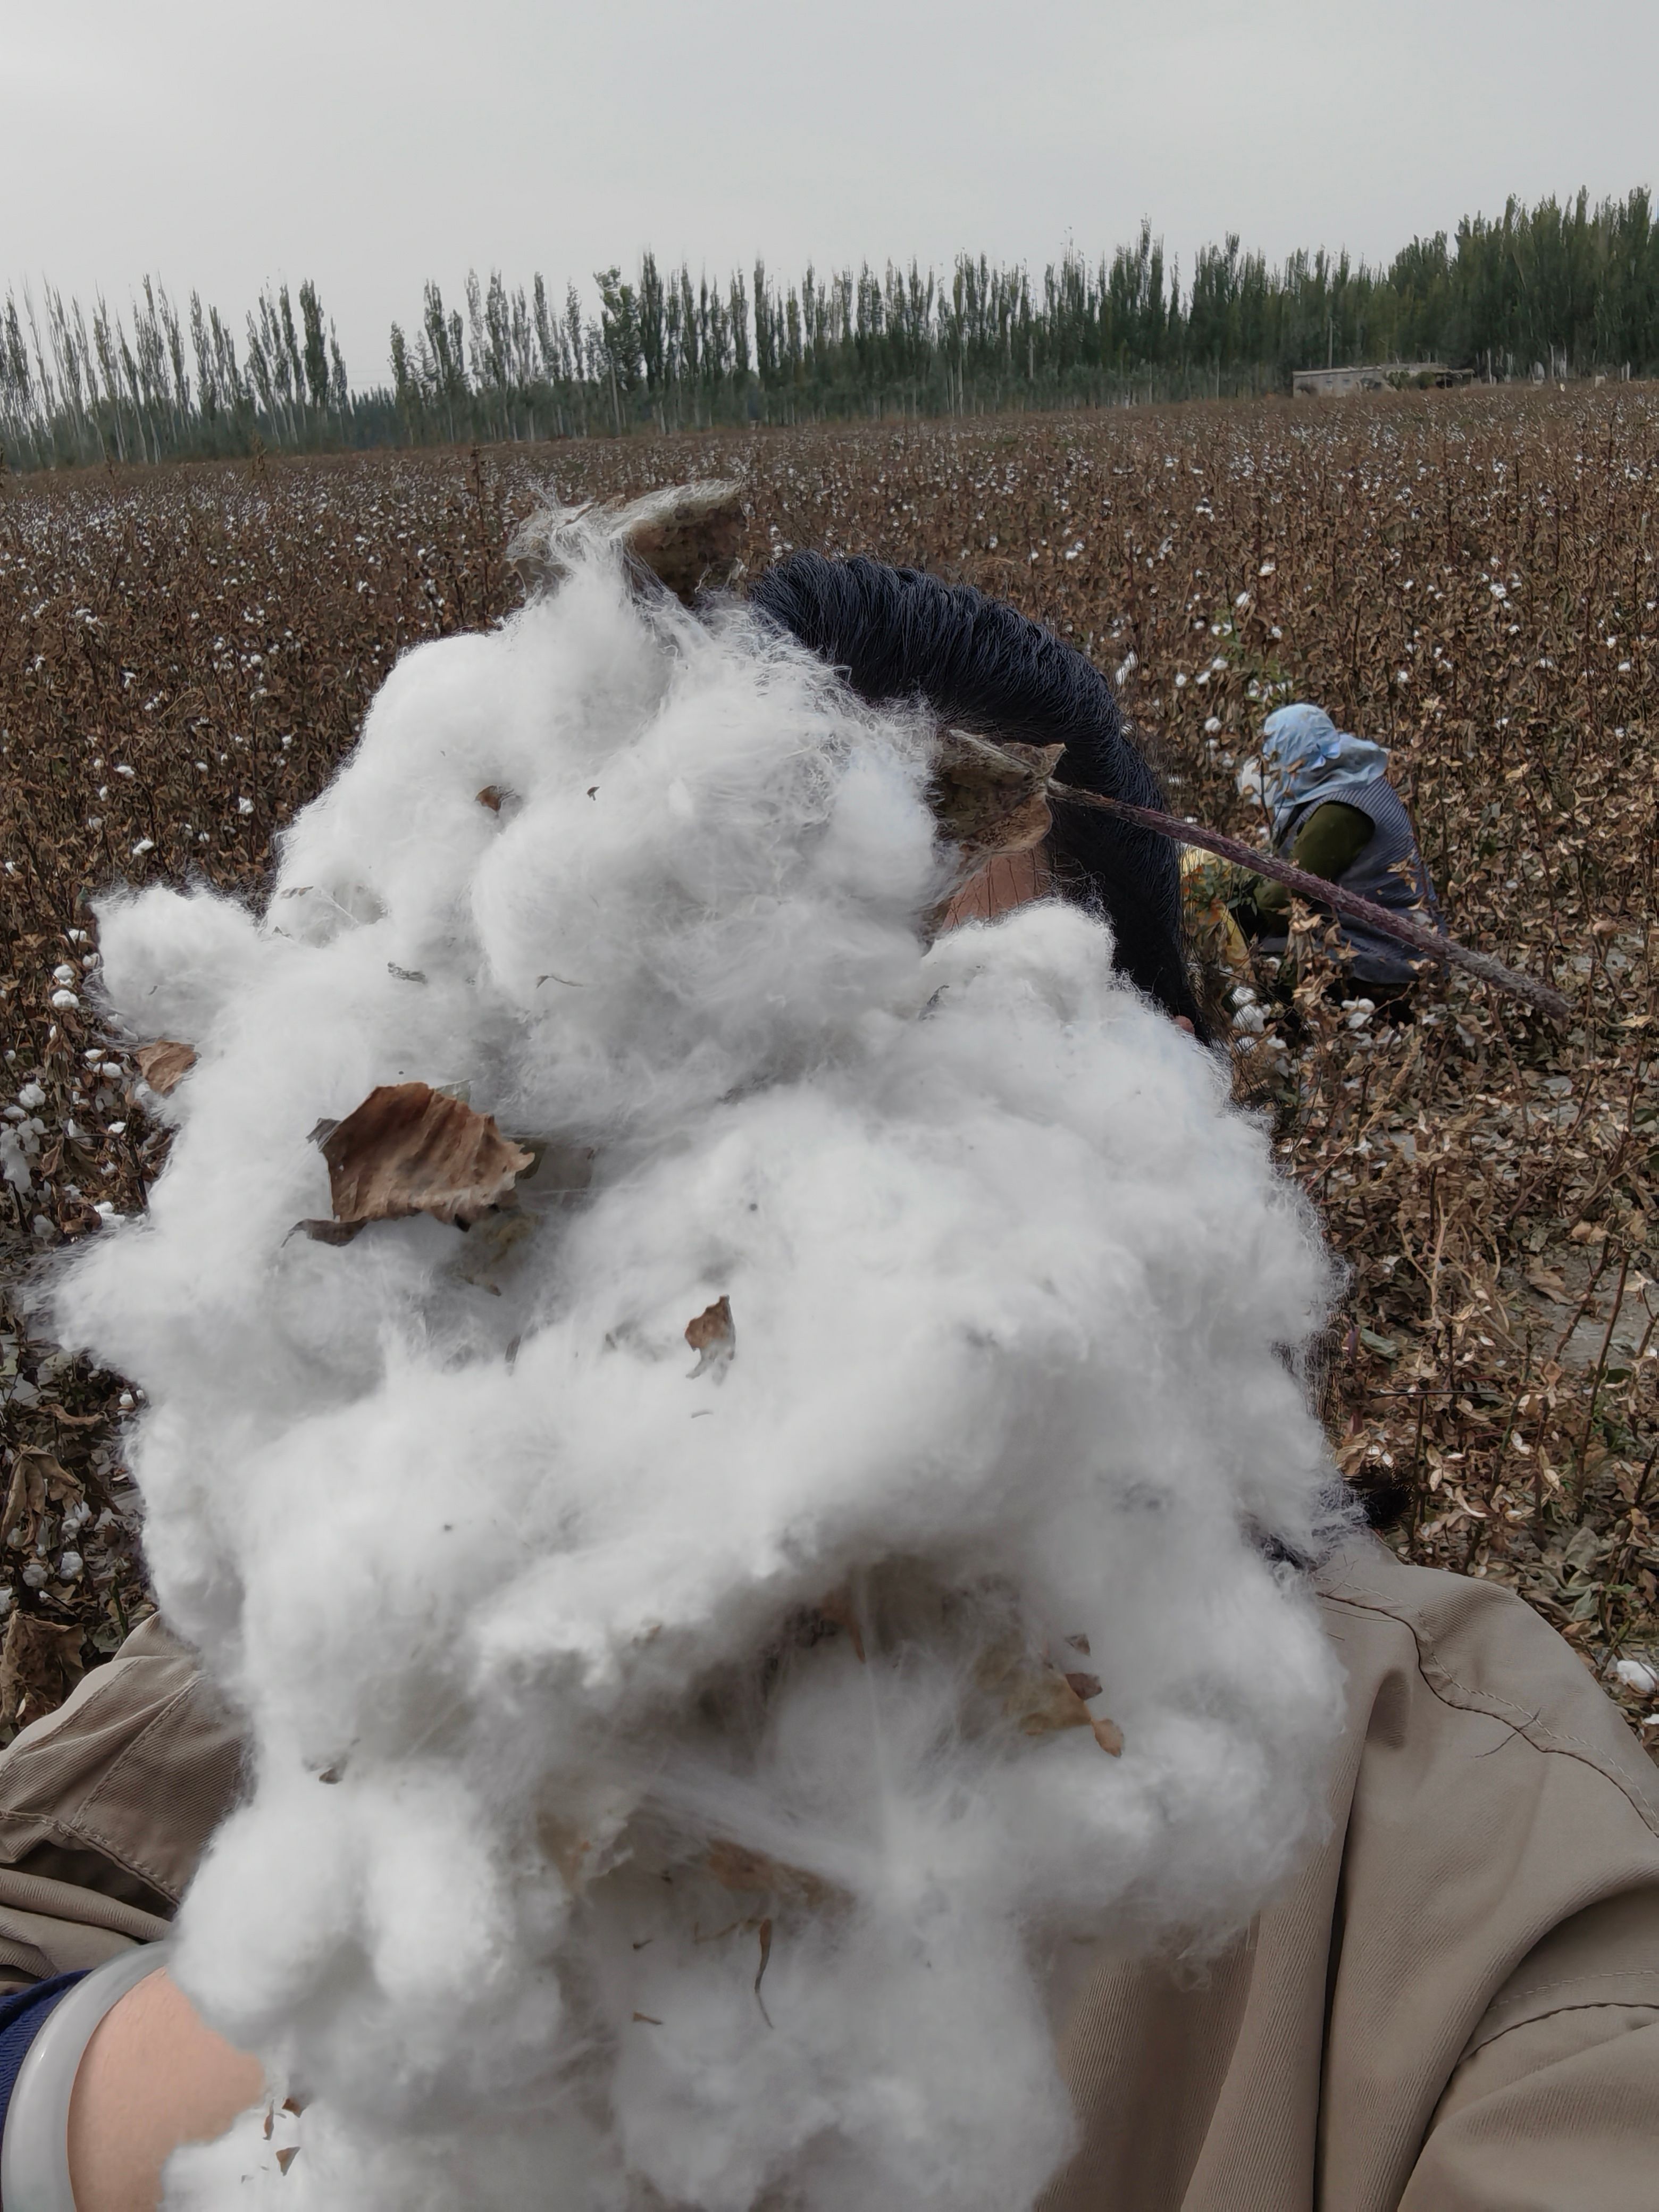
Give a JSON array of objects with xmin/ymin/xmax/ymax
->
[{"xmin": 58, "ymin": 504, "xmax": 1348, "ymax": 2211}]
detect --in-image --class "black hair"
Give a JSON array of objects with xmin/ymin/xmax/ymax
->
[{"xmin": 747, "ymin": 553, "xmax": 1202, "ymax": 1032}]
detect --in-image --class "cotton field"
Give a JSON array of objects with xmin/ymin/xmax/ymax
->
[{"xmin": 0, "ymin": 386, "xmax": 1655, "ymax": 1740}]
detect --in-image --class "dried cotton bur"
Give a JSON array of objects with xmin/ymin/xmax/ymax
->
[
  {"xmin": 610, "ymin": 480, "xmax": 747, "ymax": 604},
  {"xmin": 929, "ymin": 730, "xmax": 1062, "ymax": 868},
  {"xmin": 61, "ymin": 498, "xmax": 1348, "ymax": 2212},
  {"xmin": 509, "ymin": 477, "xmax": 747, "ymax": 608},
  {"xmin": 925, "ymin": 730, "xmax": 1062, "ymax": 927}
]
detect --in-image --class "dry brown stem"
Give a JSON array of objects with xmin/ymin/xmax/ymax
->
[{"xmin": 1048, "ymin": 780, "xmax": 1575, "ymax": 1021}]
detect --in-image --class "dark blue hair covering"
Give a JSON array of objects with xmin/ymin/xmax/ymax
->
[{"xmin": 747, "ymin": 554, "xmax": 1201, "ymax": 1033}]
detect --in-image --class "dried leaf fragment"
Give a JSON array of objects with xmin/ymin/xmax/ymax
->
[
  {"xmin": 275, "ymin": 2147, "xmax": 300, "ymax": 2175},
  {"xmin": 817, "ymin": 1585, "xmax": 867, "ymax": 1663},
  {"xmin": 134, "ymin": 1040, "xmax": 195, "ymax": 1096},
  {"xmin": 1016, "ymin": 1668, "xmax": 1124, "ymax": 1755},
  {"xmin": 977, "ymin": 1639, "xmax": 1121, "ymax": 1750},
  {"xmin": 704, "ymin": 1838, "xmax": 840, "ymax": 1910},
  {"xmin": 517, "ymin": 1137, "xmax": 595, "ymax": 1194},
  {"xmin": 0, "ymin": 1613, "xmax": 85, "ymax": 1731},
  {"xmin": 2, "ymin": 1453, "xmax": 46, "ymax": 1548},
  {"xmin": 685, "ymin": 1294, "xmax": 736, "ymax": 1377},
  {"xmin": 538, "ymin": 1811, "xmax": 593, "ymax": 1892},
  {"xmin": 754, "ymin": 1916, "xmax": 775, "ymax": 2027},
  {"xmin": 1016, "ymin": 1669, "xmax": 1096, "ymax": 1737},
  {"xmin": 2, "ymin": 1449, "xmax": 79, "ymax": 1551},
  {"xmin": 454, "ymin": 1208, "xmax": 536, "ymax": 1292},
  {"xmin": 292, "ymin": 1218, "xmax": 365, "ymax": 1247},
  {"xmin": 319, "ymin": 1082, "xmax": 534, "ymax": 1230}
]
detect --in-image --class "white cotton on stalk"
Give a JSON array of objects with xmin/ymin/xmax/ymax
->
[{"xmin": 60, "ymin": 508, "xmax": 1348, "ymax": 2212}]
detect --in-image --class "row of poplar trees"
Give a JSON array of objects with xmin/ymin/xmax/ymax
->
[{"xmin": 5, "ymin": 189, "xmax": 1658, "ymax": 468}]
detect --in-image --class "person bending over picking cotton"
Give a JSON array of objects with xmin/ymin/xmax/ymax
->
[{"xmin": 1234, "ymin": 700, "xmax": 1445, "ymax": 998}]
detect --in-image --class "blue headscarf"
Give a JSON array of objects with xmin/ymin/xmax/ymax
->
[{"xmin": 1259, "ymin": 703, "xmax": 1390, "ymax": 843}]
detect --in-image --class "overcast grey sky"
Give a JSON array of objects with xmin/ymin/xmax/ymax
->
[{"xmin": 5, "ymin": 0, "xmax": 1657, "ymax": 384}]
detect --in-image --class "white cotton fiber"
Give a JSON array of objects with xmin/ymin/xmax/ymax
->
[{"xmin": 58, "ymin": 505, "xmax": 1348, "ymax": 2211}]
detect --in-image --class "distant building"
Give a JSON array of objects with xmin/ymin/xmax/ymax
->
[{"xmin": 1292, "ymin": 363, "xmax": 1473, "ymax": 397}]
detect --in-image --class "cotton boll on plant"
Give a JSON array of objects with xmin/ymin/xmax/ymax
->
[{"xmin": 56, "ymin": 498, "xmax": 1350, "ymax": 2212}]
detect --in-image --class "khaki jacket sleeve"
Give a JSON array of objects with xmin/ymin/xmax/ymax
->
[
  {"xmin": 1398, "ymin": 1886, "xmax": 1659, "ymax": 2208},
  {"xmin": 0, "ymin": 1614, "xmax": 243, "ymax": 1989},
  {"xmin": 1044, "ymin": 1541, "xmax": 1659, "ymax": 2212},
  {"xmin": 1317, "ymin": 1548, "xmax": 1659, "ymax": 2212}
]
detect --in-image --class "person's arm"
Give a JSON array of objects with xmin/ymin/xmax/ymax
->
[
  {"xmin": 1243, "ymin": 799, "xmax": 1373, "ymax": 923},
  {"xmin": 66, "ymin": 1968, "xmax": 263, "ymax": 2212}
]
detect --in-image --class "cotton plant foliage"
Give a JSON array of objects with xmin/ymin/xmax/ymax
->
[{"xmin": 60, "ymin": 507, "xmax": 1348, "ymax": 2212}]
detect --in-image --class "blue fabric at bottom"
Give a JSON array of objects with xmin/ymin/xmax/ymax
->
[{"xmin": 0, "ymin": 1974, "xmax": 87, "ymax": 2149}]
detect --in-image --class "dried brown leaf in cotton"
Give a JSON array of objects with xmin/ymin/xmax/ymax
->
[
  {"xmin": 453, "ymin": 1209, "xmax": 536, "ymax": 1293},
  {"xmin": 133, "ymin": 1040, "xmax": 196, "ymax": 1096},
  {"xmin": 816, "ymin": 1585, "xmax": 867, "ymax": 1663},
  {"xmin": 977, "ymin": 1638, "xmax": 1106, "ymax": 1738},
  {"xmin": 754, "ymin": 1916, "xmax": 775, "ymax": 2027},
  {"xmin": 291, "ymin": 1219, "xmax": 365, "ymax": 1248},
  {"xmin": 703, "ymin": 1838, "xmax": 842, "ymax": 1911},
  {"xmin": 1015, "ymin": 1670, "xmax": 1096, "ymax": 1738},
  {"xmin": 319, "ymin": 1082, "xmax": 535, "ymax": 1230},
  {"xmin": 515, "ymin": 1137, "xmax": 596, "ymax": 1196},
  {"xmin": 537, "ymin": 1811, "xmax": 593, "ymax": 1894},
  {"xmin": 685, "ymin": 1294, "xmax": 735, "ymax": 1377}
]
